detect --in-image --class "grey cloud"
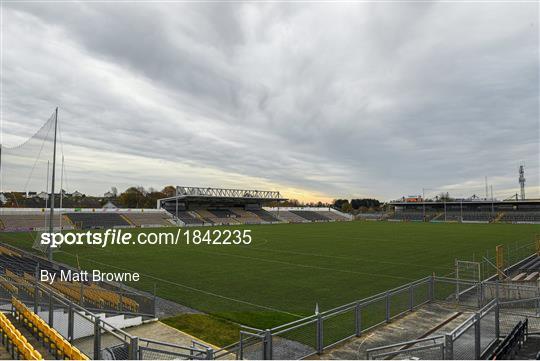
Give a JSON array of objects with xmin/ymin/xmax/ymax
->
[{"xmin": 1, "ymin": 2, "xmax": 538, "ymax": 200}]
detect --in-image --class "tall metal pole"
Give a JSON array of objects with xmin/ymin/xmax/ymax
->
[
  {"xmin": 59, "ymin": 155, "xmax": 64, "ymax": 230},
  {"xmin": 0, "ymin": 144, "xmax": 2, "ymax": 194},
  {"xmin": 491, "ymin": 185, "xmax": 494, "ymax": 215},
  {"xmin": 48, "ymin": 108, "xmax": 58, "ymax": 261},
  {"xmin": 422, "ymin": 188, "xmax": 425, "ymax": 221},
  {"xmin": 175, "ymin": 186, "xmax": 178, "ymax": 221}
]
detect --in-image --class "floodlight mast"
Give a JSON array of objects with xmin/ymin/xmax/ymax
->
[
  {"xmin": 47, "ymin": 107, "xmax": 58, "ymax": 261},
  {"xmin": 519, "ymin": 165, "xmax": 526, "ymax": 200}
]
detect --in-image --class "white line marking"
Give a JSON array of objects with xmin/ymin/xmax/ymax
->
[{"xmin": 58, "ymin": 250, "xmax": 304, "ymax": 318}]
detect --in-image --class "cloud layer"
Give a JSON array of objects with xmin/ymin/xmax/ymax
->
[{"xmin": 1, "ymin": 2, "xmax": 538, "ymax": 201}]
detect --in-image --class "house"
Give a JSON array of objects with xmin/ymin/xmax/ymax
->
[
  {"xmin": 103, "ymin": 191, "xmax": 114, "ymax": 198},
  {"xmin": 24, "ymin": 191, "xmax": 37, "ymax": 199},
  {"xmin": 0, "ymin": 193, "xmax": 7, "ymax": 204},
  {"xmin": 37, "ymin": 191, "xmax": 48, "ymax": 200},
  {"xmin": 102, "ymin": 201, "xmax": 118, "ymax": 209},
  {"xmin": 71, "ymin": 190, "xmax": 83, "ymax": 198}
]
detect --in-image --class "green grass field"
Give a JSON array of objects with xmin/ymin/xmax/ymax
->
[{"xmin": 0, "ymin": 221, "xmax": 538, "ymax": 334}]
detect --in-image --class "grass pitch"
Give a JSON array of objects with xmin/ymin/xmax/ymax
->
[{"xmin": 1, "ymin": 221, "xmax": 538, "ymax": 332}]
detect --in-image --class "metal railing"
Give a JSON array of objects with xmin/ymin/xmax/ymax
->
[
  {"xmin": 0, "ymin": 278, "xmax": 213, "ymax": 360},
  {"xmin": 228, "ymin": 274, "xmax": 540, "ymax": 360}
]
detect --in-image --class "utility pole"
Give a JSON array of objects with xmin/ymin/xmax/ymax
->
[{"xmin": 48, "ymin": 107, "xmax": 58, "ymax": 261}]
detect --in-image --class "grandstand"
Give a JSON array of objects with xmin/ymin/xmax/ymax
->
[
  {"xmin": 65, "ymin": 212, "xmax": 131, "ymax": 230},
  {"xmin": 0, "ymin": 213, "xmax": 67, "ymax": 232},
  {"xmin": 390, "ymin": 199, "xmax": 540, "ymax": 224},
  {"xmin": 158, "ymin": 186, "xmax": 352, "ymax": 226},
  {"xmin": 0, "ymin": 209, "xmax": 175, "ymax": 231},
  {"xmin": 121, "ymin": 211, "xmax": 174, "ymax": 227},
  {"xmin": 0, "ymin": 242, "xmax": 184, "ymax": 360}
]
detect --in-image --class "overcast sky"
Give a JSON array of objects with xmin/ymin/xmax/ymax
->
[{"xmin": 1, "ymin": 1, "xmax": 538, "ymax": 202}]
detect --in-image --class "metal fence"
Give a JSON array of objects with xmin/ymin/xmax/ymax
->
[
  {"xmin": 229, "ymin": 274, "xmax": 540, "ymax": 360},
  {"xmin": 0, "ymin": 278, "xmax": 213, "ymax": 360},
  {"xmin": 225, "ymin": 276, "xmax": 433, "ymax": 360}
]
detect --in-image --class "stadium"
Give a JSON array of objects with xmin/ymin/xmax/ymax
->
[
  {"xmin": 0, "ymin": 162, "xmax": 539, "ymax": 359},
  {"xmin": 2, "ymin": 2, "xmax": 540, "ymax": 360}
]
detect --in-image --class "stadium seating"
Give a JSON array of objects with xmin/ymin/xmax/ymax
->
[
  {"xmin": 249, "ymin": 209, "xmax": 281, "ymax": 223},
  {"xmin": 65, "ymin": 213, "xmax": 130, "ymax": 229},
  {"xmin": 268, "ymin": 210, "xmax": 310, "ymax": 223},
  {"xmin": 194, "ymin": 209, "xmax": 239, "ymax": 225},
  {"xmin": 0, "ymin": 214, "xmax": 64, "ymax": 231},
  {"xmin": 0, "ymin": 247, "xmax": 139, "ymax": 314},
  {"xmin": 290, "ymin": 210, "xmax": 330, "ymax": 222},
  {"xmin": 0, "ymin": 311, "xmax": 42, "ymax": 360},
  {"xmin": 176, "ymin": 211, "xmax": 206, "ymax": 225},
  {"xmin": 499, "ymin": 211, "xmax": 540, "ymax": 223},
  {"xmin": 317, "ymin": 211, "xmax": 349, "ymax": 221},
  {"xmin": 230, "ymin": 208, "xmax": 262, "ymax": 224},
  {"xmin": 47, "ymin": 281, "xmax": 139, "ymax": 312},
  {"xmin": 12, "ymin": 297, "xmax": 88, "ymax": 360},
  {"xmin": 122, "ymin": 212, "xmax": 173, "ymax": 227}
]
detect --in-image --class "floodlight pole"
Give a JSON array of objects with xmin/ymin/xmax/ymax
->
[
  {"xmin": 48, "ymin": 107, "xmax": 58, "ymax": 261},
  {"xmin": 422, "ymin": 188, "xmax": 425, "ymax": 221},
  {"xmin": 491, "ymin": 185, "xmax": 494, "ymax": 215},
  {"xmin": 0, "ymin": 144, "xmax": 2, "ymax": 193}
]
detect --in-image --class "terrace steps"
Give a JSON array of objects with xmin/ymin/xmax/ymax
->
[{"xmin": 312, "ymin": 302, "xmax": 473, "ymax": 360}]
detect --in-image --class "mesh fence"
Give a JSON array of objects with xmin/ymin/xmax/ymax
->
[
  {"xmin": 138, "ymin": 339, "xmax": 209, "ymax": 360},
  {"xmin": 366, "ymin": 336, "xmax": 445, "ymax": 360},
  {"xmin": 359, "ymin": 297, "xmax": 387, "ymax": 331},
  {"xmin": 451, "ymin": 318, "xmax": 476, "ymax": 360},
  {"xmin": 72, "ymin": 308, "xmax": 98, "ymax": 358},
  {"xmin": 322, "ymin": 307, "xmax": 355, "ymax": 348},
  {"xmin": 272, "ymin": 320, "xmax": 317, "ymax": 360},
  {"xmin": 413, "ymin": 280, "xmax": 430, "ymax": 307},
  {"xmin": 479, "ymin": 305, "xmax": 497, "ymax": 355},
  {"xmin": 101, "ymin": 343, "xmax": 130, "ymax": 360},
  {"xmin": 239, "ymin": 332, "xmax": 266, "ymax": 360},
  {"xmin": 389, "ymin": 287, "xmax": 410, "ymax": 319}
]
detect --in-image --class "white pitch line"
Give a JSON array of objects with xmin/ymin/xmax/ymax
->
[
  {"xmin": 60, "ymin": 251, "xmax": 304, "ymax": 318},
  {"xmin": 244, "ymin": 240, "xmax": 451, "ymax": 271},
  {"xmin": 189, "ymin": 248, "xmax": 415, "ymax": 281}
]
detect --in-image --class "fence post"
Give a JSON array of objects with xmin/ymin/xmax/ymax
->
[
  {"xmin": 67, "ymin": 303, "xmax": 74, "ymax": 342},
  {"xmin": 495, "ymin": 301, "xmax": 500, "ymax": 340},
  {"xmin": 316, "ymin": 313, "xmax": 323, "ymax": 354},
  {"xmin": 239, "ymin": 332, "xmax": 244, "ymax": 360},
  {"xmin": 409, "ymin": 284, "xmax": 414, "ymax": 311},
  {"xmin": 264, "ymin": 329, "xmax": 272, "ymax": 360},
  {"xmin": 429, "ymin": 276, "xmax": 435, "ymax": 301},
  {"xmin": 385, "ymin": 291, "xmax": 390, "ymax": 322},
  {"xmin": 34, "ymin": 279, "xmax": 39, "ymax": 313},
  {"xmin": 94, "ymin": 316, "xmax": 101, "ymax": 360},
  {"xmin": 474, "ymin": 313, "xmax": 481, "ymax": 359},
  {"xmin": 80, "ymin": 282, "xmax": 84, "ymax": 305},
  {"xmin": 153, "ymin": 283, "xmax": 157, "ymax": 318},
  {"xmin": 444, "ymin": 334, "xmax": 453, "ymax": 360},
  {"xmin": 355, "ymin": 302, "xmax": 361, "ymax": 336},
  {"xmin": 206, "ymin": 346, "xmax": 214, "ymax": 360},
  {"xmin": 129, "ymin": 336, "xmax": 139, "ymax": 360},
  {"xmin": 48, "ymin": 292, "xmax": 54, "ymax": 327}
]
